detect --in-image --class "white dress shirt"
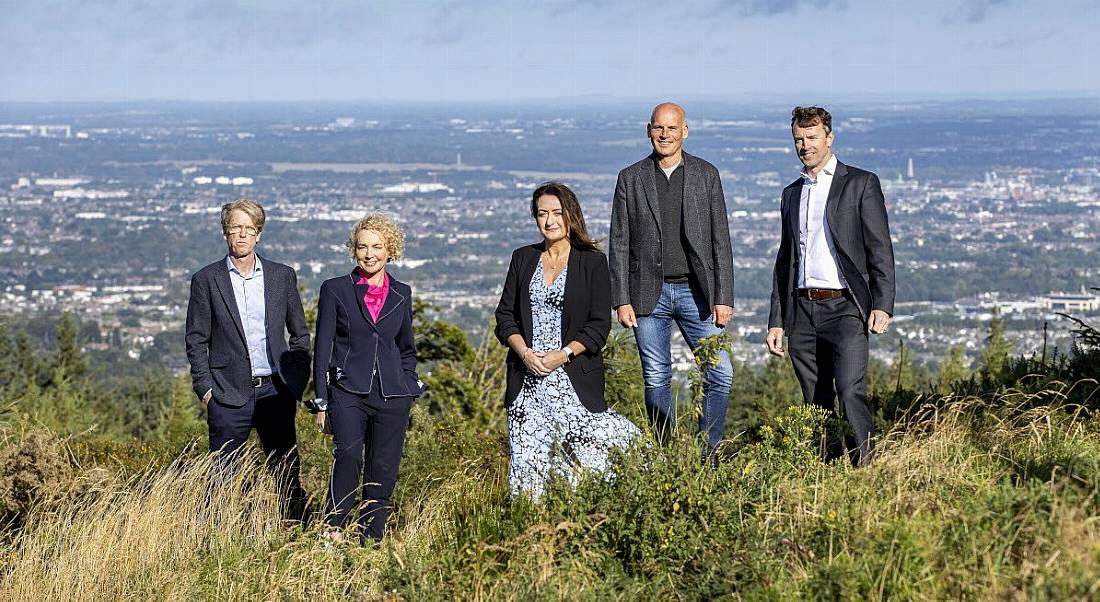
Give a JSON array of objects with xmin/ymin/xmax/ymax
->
[{"xmin": 797, "ymin": 154, "xmax": 846, "ymax": 290}]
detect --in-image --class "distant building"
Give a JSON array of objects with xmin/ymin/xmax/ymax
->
[
  {"xmin": 1044, "ymin": 292, "xmax": 1100, "ymax": 312},
  {"xmin": 36, "ymin": 177, "xmax": 88, "ymax": 187}
]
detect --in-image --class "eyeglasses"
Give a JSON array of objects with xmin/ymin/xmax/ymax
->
[{"xmin": 227, "ymin": 225, "xmax": 259, "ymax": 236}]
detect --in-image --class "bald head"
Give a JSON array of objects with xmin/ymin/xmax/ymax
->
[
  {"xmin": 647, "ymin": 102, "xmax": 689, "ymax": 167},
  {"xmin": 650, "ymin": 102, "xmax": 686, "ymax": 125}
]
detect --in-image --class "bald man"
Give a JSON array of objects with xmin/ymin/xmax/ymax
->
[{"xmin": 608, "ymin": 102, "xmax": 735, "ymax": 459}]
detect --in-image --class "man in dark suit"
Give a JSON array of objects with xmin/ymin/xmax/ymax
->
[
  {"xmin": 609, "ymin": 102, "xmax": 735, "ymax": 457},
  {"xmin": 766, "ymin": 106, "xmax": 896, "ymax": 466},
  {"xmin": 185, "ymin": 198, "xmax": 310, "ymax": 519}
]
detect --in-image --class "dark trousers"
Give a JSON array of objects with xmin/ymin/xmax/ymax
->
[
  {"xmin": 326, "ymin": 381, "xmax": 412, "ymax": 542},
  {"xmin": 207, "ymin": 378, "xmax": 307, "ymax": 521},
  {"xmin": 788, "ymin": 293, "xmax": 875, "ymax": 466}
]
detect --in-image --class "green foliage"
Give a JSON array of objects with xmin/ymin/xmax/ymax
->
[
  {"xmin": 687, "ymin": 333, "xmax": 731, "ymax": 408},
  {"xmin": 53, "ymin": 311, "xmax": 87, "ymax": 381},
  {"xmin": 750, "ymin": 404, "xmax": 832, "ymax": 469},
  {"xmin": 0, "ymin": 426, "xmax": 75, "ymax": 528},
  {"xmin": 982, "ymin": 306, "xmax": 1014, "ymax": 382},
  {"xmin": 602, "ymin": 329, "xmax": 647, "ymax": 426},
  {"xmin": 413, "ymin": 299, "xmax": 476, "ymax": 365},
  {"xmin": 936, "ymin": 343, "xmax": 970, "ymax": 396}
]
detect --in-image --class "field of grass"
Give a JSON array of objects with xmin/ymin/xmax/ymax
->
[
  {"xmin": 2, "ymin": 378, "xmax": 1099, "ymax": 600},
  {"xmin": 1, "ymin": 316, "xmax": 1098, "ymax": 600}
]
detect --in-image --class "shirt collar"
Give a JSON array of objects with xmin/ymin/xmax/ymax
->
[
  {"xmin": 801, "ymin": 154, "xmax": 838, "ymax": 183},
  {"xmin": 226, "ymin": 254, "xmax": 262, "ymax": 277},
  {"xmin": 651, "ymin": 154, "xmax": 685, "ymax": 171},
  {"xmin": 354, "ymin": 267, "xmax": 388, "ymax": 287}
]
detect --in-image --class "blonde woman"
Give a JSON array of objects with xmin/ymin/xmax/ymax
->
[{"xmin": 310, "ymin": 214, "xmax": 422, "ymax": 543}]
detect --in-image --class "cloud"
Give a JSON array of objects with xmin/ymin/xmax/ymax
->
[
  {"xmin": 710, "ymin": 0, "xmax": 846, "ymax": 17},
  {"xmin": 0, "ymin": 0, "xmax": 380, "ymax": 64},
  {"xmin": 989, "ymin": 28, "xmax": 1055, "ymax": 50},
  {"xmin": 945, "ymin": 0, "xmax": 1018, "ymax": 24},
  {"xmin": 420, "ymin": 1, "xmax": 484, "ymax": 47}
]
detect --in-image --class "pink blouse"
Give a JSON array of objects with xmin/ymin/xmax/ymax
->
[{"xmin": 354, "ymin": 269, "xmax": 390, "ymax": 322}]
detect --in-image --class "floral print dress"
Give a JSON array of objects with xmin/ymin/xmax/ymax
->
[{"xmin": 507, "ymin": 259, "xmax": 641, "ymax": 500}]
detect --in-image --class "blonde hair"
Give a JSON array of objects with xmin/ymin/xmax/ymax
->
[
  {"xmin": 220, "ymin": 199, "xmax": 266, "ymax": 234},
  {"xmin": 346, "ymin": 213, "xmax": 405, "ymax": 261}
]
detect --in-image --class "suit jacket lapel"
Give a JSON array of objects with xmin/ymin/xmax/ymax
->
[
  {"xmin": 261, "ymin": 257, "xmax": 278, "ymax": 339},
  {"xmin": 213, "ymin": 264, "xmax": 246, "ymax": 344},
  {"xmin": 355, "ymin": 271, "xmax": 407, "ymax": 326},
  {"xmin": 519, "ymin": 245, "xmax": 540, "ymax": 342},
  {"xmin": 824, "ymin": 160, "xmax": 848, "ymax": 241},
  {"xmin": 561, "ymin": 247, "xmax": 583, "ymax": 336},
  {"xmin": 349, "ymin": 272, "xmax": 376, "ymax": 328},
  {"xmin": 785, "ymin": 183, "xmax": 802, "ymax": 244},
  {"xmin": 642, "ymin": 157, "xmax": 662, "ymax": 234},
  {"xmin": 682, "ymin": 153, "xmax": 704, "ymax": 240},
  {"xmin": 375, "ymin": 282, "xmax": 406, "ymax": 325}
]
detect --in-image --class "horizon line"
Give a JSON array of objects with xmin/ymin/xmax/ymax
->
[{"xmin": 1, "ymin": 91, "xmax": 1099, "ymax": 106}]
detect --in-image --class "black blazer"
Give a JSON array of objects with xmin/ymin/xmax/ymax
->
[
  {"xmin": 609, "ymin": 152, "xmax": 735, "ymax": 315},
  {"xmin": 185, "ymin": 255, "xmax": 311, "ymax": 408},
  {"xmin": 313, "ymin": 271, "xmax": 422, "ymax": 400},
  {"xmin": 768, "ymin": 159, "xmax": 896, "ymax": 331},
  {"xmin": 494, "ymin": 243, "xmax": 612, "ymax": 413}
]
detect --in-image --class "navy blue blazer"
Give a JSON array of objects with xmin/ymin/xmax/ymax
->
[
  {"xmin": 185, "ymin": 255, "xmax": 311, "ymax": 408},
  {"xmin": 313, "ymin": 271, "xmax": 422, "ymax": 401}
]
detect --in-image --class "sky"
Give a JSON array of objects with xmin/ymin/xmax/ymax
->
[{"xmin": 1, "ymin": 0, "xmax": 1097, "ymax": 102}]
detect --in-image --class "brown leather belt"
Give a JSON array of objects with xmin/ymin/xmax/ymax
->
[{"xmin": 798, "ymin": 288, "xmax": 844, "ymax": 301}]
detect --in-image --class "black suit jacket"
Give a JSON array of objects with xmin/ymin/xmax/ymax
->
[
  {"xmin": 609, "ymin": 151, "xmax": 735, "ymax": 315},
  {"xmin": 185, "ymin": 255, "xmax": 311, "ymax": 408},
  {"xmin": 313, "ymin": 271, "xmax": 422, "ymax": 400},
  {"xmin": 768, "ymin": 159, "xmax": 896, "ymax": 331},
  {"xmin": 494, "ymin": 244, "xmax": 612, "ymax": 413}
]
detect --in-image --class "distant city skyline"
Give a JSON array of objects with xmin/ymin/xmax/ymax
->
[{"xmin": 1, "ymin": 0, "xmax": 1098, "ymax": 102}]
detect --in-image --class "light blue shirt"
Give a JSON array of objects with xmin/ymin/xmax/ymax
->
[{"xmin": 226, "ymin": 255, "xmax": 272, "ymax": 377}]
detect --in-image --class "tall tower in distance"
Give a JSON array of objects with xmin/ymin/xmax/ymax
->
[{"xmin": 907, "ymin": 157, "xmax": 915, "ymax": 179}]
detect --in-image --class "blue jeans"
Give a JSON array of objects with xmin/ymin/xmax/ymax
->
[{"xmin": 633, "ymin": 281, "xmax": 733, "ymax": 455}]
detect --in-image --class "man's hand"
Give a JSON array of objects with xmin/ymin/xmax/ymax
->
[
  {"xmin": 315, "ymin": 410, "xmax": 332, "ymax": 435},
  {"xmin": 712, "ymin": 304, "xmax": 733, "ymax": 328},
  {"xmin": 616, "ymin": 304, "xmax": 638, "ymax": 328},
  {"xmin": 868, "ymin": 309, "xmax": 891, "ymax": 334},
  {"xmin": 765, "ymin": 327, "xmax": 785, "ymax": 358},
  {"xmin": 202, "ymin": 389, "xmax": 212, "ymax": 408}
]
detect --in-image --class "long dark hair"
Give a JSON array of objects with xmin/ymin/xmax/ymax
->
[{"xmin": 530, "ymin": 181, "xmax": 600, "ymax": 252}]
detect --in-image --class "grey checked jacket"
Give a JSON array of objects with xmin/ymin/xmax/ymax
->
[{"xmin": 609, "ymin": 152, "xmax": 735, "ymax": 316}]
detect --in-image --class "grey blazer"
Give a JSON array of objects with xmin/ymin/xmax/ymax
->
[
  {"xmin": 768, "ymin": 160, "xmax": 896, "ymax": 331},
  {"xmin": 609, "ymin": 152, "xmax": 735, "ymax": 316},
  {"xmin": 185, "ymin": 255, "xmax": 311, "ymax": 407}
]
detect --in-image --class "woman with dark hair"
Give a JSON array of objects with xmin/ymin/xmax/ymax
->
[{"xmin": 495, "ymin": 182, "xmax": 640, "ymax": 499}]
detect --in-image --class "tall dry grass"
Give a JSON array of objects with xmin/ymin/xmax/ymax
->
[
  {"xmin": 2, "ymin": 449, "xmax": 283, "ymax": 601},
  {"xmin": 1, "ymin": 387, "xmax": 1099, "ymax": 600}
]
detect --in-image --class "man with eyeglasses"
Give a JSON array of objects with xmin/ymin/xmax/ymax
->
[
  {"xmin": 185, "ymin": 198, "xmax": 311, "ymax": 520},
  {"xmin": 608, "ymin": 102, "xmax": 736, "ymax": 462}
]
